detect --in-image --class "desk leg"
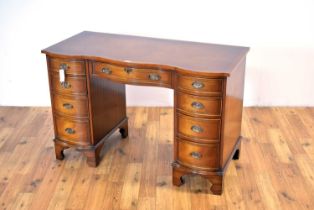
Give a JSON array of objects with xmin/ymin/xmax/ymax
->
[
  {"xmin": 54, "ymin": 140, "xmax": 69, "ymax": 160},
  {"xmin": 232, "ymin": 140, "xmax": 241, "ymax": 160},
  {"xmin": 82, "ymin": 143, "xmax": 105, "ymax": 167},
  {"xmin": 172, "ymin": 161, "xmax": 224, "ymax": 195},
  {"xmin": 119, "ymin": 119, "xmax": 129, "ymax": 139},
  {"xmin": 209, "ymin": 175, "xmax": 223, "ymax": 195}
]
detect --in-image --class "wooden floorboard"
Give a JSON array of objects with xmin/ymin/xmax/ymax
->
[{"xmin": 0, "ymin": 107, "xmax": 313, "ymax": 210}]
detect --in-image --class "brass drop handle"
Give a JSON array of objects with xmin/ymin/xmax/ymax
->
[
  {"xmin": 148, "ymin": 73, "xmax": 161, "ymax": 81},
  {"xmin": 190, "ymin": 151, "xmax": 202, "ymax": 159},
  {"xmin": 60, "ymin": 63, "xmax": 68, "ymax": 70},
  {"xmin": 101, "ymin": 67, "xmax": 112, "ymax": 75},
  {"xmin": 61, "ymin": 81, "xmax": 71, "ymax": 89},
  {"xmin": 192, "ymin": 81, "xmax": 204, "ymax": 89},
  {"xmin": 191, "ymin": 101, "xmax": 204, "ymax": 109},
  {"xmin": 65, "ymin": 128, "xmax": 75, "ymax": 134},
  {"xmin": 63, "ymin": 103, "xmax": 73, "ymax": 109},
  {"xmin": 191, "ymin": 125, "xmax": 203, "ymax": 133},
  {"xmin": 124, "ymin": 67, "xmax": 133, "ymax": 74}
]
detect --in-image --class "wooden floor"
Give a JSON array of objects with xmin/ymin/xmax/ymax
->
[{"xmin": 0, "ymin": 107, "xmax": 313, "ymax": 210}]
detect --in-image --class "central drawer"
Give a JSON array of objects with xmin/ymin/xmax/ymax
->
[
  {"xmin": 93, "ymin": 62, "xmax": 172, "ymax": 87},
  {"xmin": 177, "ymin": 113, "xmax": 220, "ymax": 142}
]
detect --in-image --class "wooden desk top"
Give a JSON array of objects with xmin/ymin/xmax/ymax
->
[{"xmin": 42, "ymin": 31, "xmax": 249, "ymax": 76}]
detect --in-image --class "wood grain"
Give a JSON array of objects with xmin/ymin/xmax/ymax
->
[
  {"xmin": 42, "ymin": 31, "xmax": 249, "ymax": 77},
  {"xmin": 93, "ymin": 62, "xmax": 172, "ymax": 88},
  {"xmin": 0, "ymin": 107, "xmax": 314, "ymax": 209}
]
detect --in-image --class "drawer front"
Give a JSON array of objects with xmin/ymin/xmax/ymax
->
[
  {"xmin": 177, "ymin": 113, "xmax": 220, "ymax": 141},
  {"xmin": 55, "ymin": 116, "xmax": 90, "ymax": 145},
  {"xmin": 177, "ymin": 75, "xmax": 223, "ymax": 95},
  {"xmin": 176, "ymin": 92, "xmax": 222, "ymax": 117},
  {"xmin": 93, "ymin": 62, "xmax": 172, "ymax": 87},
  {"xmin": 50, "ymin": 73, "xmax": 87, "ymax": 95},
  {"xmin": 49, "ymin": 58, "xmax": 85, "ymax": 75},
  {"xmin": 177, "ymin": 139, "xmax": 219, "ymax": 169},
  {"xmin": 52, "ymin": 94, "xmax": 88, "ymax": 117}
]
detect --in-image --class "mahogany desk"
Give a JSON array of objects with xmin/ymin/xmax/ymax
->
[{"xmin": 42, "ymin": 31, "xmax": 249, "ymax": 195}]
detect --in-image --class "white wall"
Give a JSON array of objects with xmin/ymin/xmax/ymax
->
[{"xmin": 0, "ymin": 0, "xmax": 313, "ymax": 107}]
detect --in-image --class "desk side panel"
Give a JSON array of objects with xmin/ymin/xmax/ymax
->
[
  {"xmin": 88, "ymin": 62, "xmax": 127, "ymax": 145},
  {"xmin": 221, "ymin": 58, "xmax": 246, "ymax": 167}
]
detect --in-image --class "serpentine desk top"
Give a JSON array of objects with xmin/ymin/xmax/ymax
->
[{"xmin": 42, "ymin": 31, "xmax": 249, "ymax": 77}]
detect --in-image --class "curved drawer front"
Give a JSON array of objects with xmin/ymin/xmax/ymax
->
[
  {"xmin": 52, "ymin": 94, "xmax": 88, "ymax": 117},
  {"xmin": 177, "ymin": 75, "xmax": 223, "ymax": 96},
  {"xmin": 177, "ymin": 139, "xmax": 219, "ymax": 169},
  {"xmin": 177, "ymin": 113, "xmax": 220, "ymax": 141},
  {"xmin": 176, "ymin": 92, "xmax": 222, "ymax": 117},
  {"xmin": 55, "ymin": 116, "xmax": 90, "ymax": 145},
  {"xmin": 49, "ymin": 58, "xmax": 85, "ymax": 75},
  {"xmin": 93, "ymin": 62, "xmax": 172, "ymax": 87},
  {"xmin": 50, "ymin": 73, "xmax": 87, "ymax": 95}
]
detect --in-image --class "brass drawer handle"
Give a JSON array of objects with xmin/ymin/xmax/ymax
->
[
  {"xmin": 65, "ymin": 128, "xmax": 75, "ymax": 134},
  {"xmin": 101, "ymin": 67, "xmax": 112, "ymax": 75},
  {"xmin": 191, "ymin": 101, "xmax": 204, "ymax": 109},
  {"xmin": 192, "ymin": 81, "xmax": 204, "ymax": 89},
  {"xmin": 60, "ymin": 81, "xmax": 71, "ymax": 89},
  {"xmin": 190, "ymin": 151, "xmax": 202, "ymax": 159},
  {"xmin": 63, "ymin": 103, "xmax": 73, "ymax": 109},
  {"xmin": 59, "ymin": 63, "xmax": 68, "ymax": 70},
  {"xmin": 191, "ymin": 125, "xmax": 203, "ymax": 133},
  {"xmin": 124, "ymin": 67, "xmax": 133, "ymax": 74},
  {"xmin": 148, "ymin": 73, "xmax": 161, "ymax": 81}
]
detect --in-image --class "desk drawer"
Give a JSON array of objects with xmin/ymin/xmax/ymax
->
[
  {"xmin": 176, "ymin": 92, "xmax": 222, "ymax": 117},
  {"xmin": 52, "ymin": 94, "xmax": 88, "ymax": 117},
  {"xmin": 49, "ymin": 58, "xmax": 85, "ymax": 75},
  {"xmin": 50, "ymin": 73, "xmax": 87, "ymax": 95},
  {"xmin": 177, "ymin": 139, "xmax": 219, "ymax": 169},
  {"xmin": 177, "ymin": 75, "xmax": 223, "ymax": 96},
  {"xmin": 177, "ymin": 113, "xmax": 220, "ymax": 141},
  {"xmin": 93, "ymin": 62, "xmax": 172, "ymax": 87},
  {"xmin": 55, "ymin": 116, "xmax": 90, "ymax": 145}
]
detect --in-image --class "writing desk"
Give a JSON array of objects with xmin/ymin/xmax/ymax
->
[{"xmin": 42, "ymin": 31, "xmax": 249, "ymax": 195}]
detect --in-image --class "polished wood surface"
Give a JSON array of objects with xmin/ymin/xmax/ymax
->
[
  {"xmin": 1, "ymin": 107, "xmax": 314, "ymax": 209},
  {"xmin": 42, "ymin": 31, "xmax": 249, "ymax": 77},
  {"xmin": 221, "ymin": 58, "xmax": 246, "ymax": 166},
  {"xmin": 42, "ymin": 32, "xmax": 249, "ymax": 194}
]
